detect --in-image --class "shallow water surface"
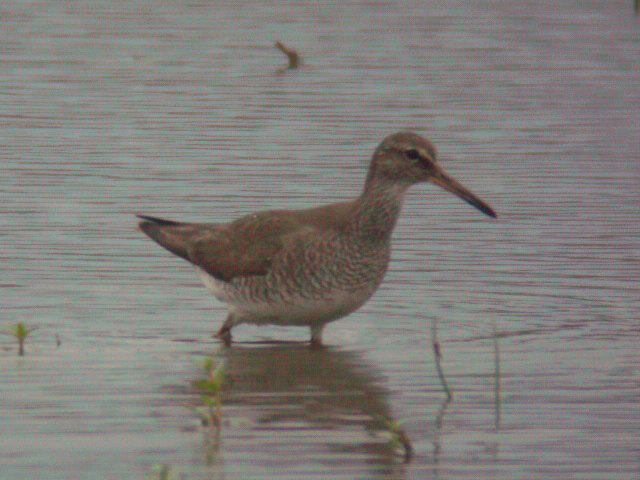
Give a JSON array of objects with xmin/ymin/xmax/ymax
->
[{"xmin": 1, "ymin": 1, "xmax": 639, "ymax": 479}]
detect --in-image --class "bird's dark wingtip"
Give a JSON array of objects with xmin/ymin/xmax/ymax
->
[{"xmin": 136, "ymin": 214, "xmax": 181, "ymax": 226}]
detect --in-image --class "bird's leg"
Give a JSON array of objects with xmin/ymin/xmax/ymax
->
[
  {"xmin": 213, "ymin": 325, "xmax": 232, "ymax": 346},
  {"xmin": 213, "ymin": 313, "xmax": 234, "ymax": 346},
  {"xmin": 310, "ymin": 324, "xmax": 324, "ymax": 348}
]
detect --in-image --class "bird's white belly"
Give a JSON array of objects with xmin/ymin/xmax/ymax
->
[{"xmin": 197, "ymin": 267, "xmax": 375, "ymax": 326}]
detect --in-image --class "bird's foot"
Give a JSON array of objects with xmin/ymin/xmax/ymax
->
[{"xmin": 213, "ymin": 325, "xmax": 232, "ymax": 347}]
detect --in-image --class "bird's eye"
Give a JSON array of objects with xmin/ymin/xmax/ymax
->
[{"xmin": 405, "ymin": 149, "xmax": 420, "ymax": 160}]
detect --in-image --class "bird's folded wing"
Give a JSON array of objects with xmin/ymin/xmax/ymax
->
[
  {"xmin": 138, "ymin": 212, "xmax": 307, "ymax": 282},
  {"xmin": 138, "ymin": 201, "xmax": 353, "ymax": 283}
]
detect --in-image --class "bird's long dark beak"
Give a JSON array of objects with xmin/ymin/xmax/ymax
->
[{"xmin": 430, "ymin": 167, "xmax": 497, "ymax": 218}]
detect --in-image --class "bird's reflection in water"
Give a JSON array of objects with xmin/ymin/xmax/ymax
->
[{"xmin": 209, "ymin": 343, "xmax": 410, "ymax": 473}]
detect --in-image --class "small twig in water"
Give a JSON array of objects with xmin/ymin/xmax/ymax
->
[
  {"xmin": 493, "ymin": 319, "xmax": 501, "ymax": 429},
  {"xmin": 275, "ymin": 41, "xmax": 301, "ymax": 69},
  {"xmin": 431, "ymin": 319, "xmax": 452, "ymax": 401}
]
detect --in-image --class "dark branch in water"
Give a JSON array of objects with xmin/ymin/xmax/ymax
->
[{"xmin": 275, "ymin": 41, "xmax": 301, "ymax": 69}]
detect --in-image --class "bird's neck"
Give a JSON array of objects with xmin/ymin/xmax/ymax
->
[{"xmin": 349, "ymin": 179, "xmax": 409, "ymax": 242}]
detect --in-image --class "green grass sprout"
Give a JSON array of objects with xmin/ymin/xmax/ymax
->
[
  {"xmin": 376, "ymin": 416, "xmax": 414, "ymax": 463},
  {"xmin": 3, "ymin": 322, "xmax": 39, "ymax": 356},
  {"xmin": 192, "ymin": 358, "xmax": 227, "ymax": 429}
]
